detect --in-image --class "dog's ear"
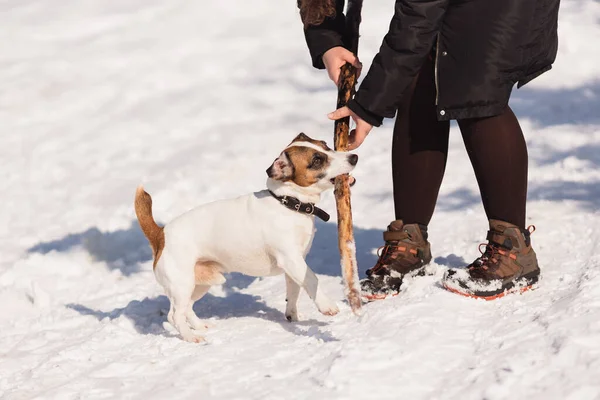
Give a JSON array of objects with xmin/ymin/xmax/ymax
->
[
  {"xmin": 266, "ymin": 152, "xmax": 294, "ymax": 181},
  {"xmin": 291, "ymin": 132, "xmax": 310, "ymax": 143}
]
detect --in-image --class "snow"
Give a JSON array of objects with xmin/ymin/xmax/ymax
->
[{"xmin": 1, "ymin": 0, "xmax": 599, "ymax": 398}]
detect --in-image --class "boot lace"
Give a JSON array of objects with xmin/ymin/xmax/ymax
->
[
  {"xmin": 368, "ymin": 232, "xmax": 417, "ymax": 276},
  {"xmin": 470, "ymin": 243, "xmax": 502, "ymax": 271},
  {"xmin": 367, "ymin": 245, "xmax": 394, "ymax": 275},
  {"xmin": 470, "ymin": 225, "xmax": 535, "ymax": 271}
]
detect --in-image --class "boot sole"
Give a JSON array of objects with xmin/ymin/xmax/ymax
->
[
  {"xmin": 443, "ymin": 270, "xmax": 540, "ymax": 300},
  {"xmin": 361, "ymin": 291, "xmax": 400, "ymax": 302},
  {"xmin": 443, "ymin": 282, "xmax": 536, "ymax": 300}
]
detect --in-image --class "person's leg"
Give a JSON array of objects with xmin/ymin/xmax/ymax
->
[
  {"xmin": 457, "ymin": 106, "xmax": 528, "ymax": 228},
  {"xmin": 392, "ymin": 55, "xmax": 450, "ymax": 226},
  {"xmin": 362, "ymin": 55, "xmax": 450, "ymax": 301},
  {"xmin": 442, "ymin": 107, "xmax": 535, "ymax": 300}
]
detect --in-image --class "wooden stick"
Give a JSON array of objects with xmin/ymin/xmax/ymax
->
[
  {"xmin": 334, "ymin": 0, "xmax": 363, "ymax": 315},
  {"xmin": 334, "ymin": 64, "xmax": 361, "ymax": 314}
]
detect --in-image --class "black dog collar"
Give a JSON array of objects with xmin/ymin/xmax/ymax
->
[{"xmin": 268, "ymin": 190, "xmax": 330, "ymax": 222}]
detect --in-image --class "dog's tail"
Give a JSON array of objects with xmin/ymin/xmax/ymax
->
[{"xmin": 135, "ymin": 185, "xmax": 165, "ymax": 269}]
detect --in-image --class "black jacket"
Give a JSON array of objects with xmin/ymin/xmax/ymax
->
[{"xmin": 302, "ymin": 0, "xmax": 560, "ymax": 125}]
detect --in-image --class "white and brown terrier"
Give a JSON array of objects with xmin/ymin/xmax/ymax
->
[{"xmin": 135, "ymin": 133, "xmax": 358, "ymax": 342}]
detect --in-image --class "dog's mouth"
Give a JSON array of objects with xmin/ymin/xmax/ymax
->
[{"xmin": 330, "ymin": 175, "xmax": 356, "ymax": 186}]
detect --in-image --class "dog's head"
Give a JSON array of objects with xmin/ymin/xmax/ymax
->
[{"xmin": 266, "ymin": 133, "xmax": 358, "ymax": 193}]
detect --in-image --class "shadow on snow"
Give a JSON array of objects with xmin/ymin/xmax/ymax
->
[
  {"xmin": 510, "ymin": 81, "xmax": 600, "ymax": 127},
  {"xmin": 66, "ymin": 290, "xmax": 337, "ymax": 342},
  {"xmin": 62, "ymin": 220, "xmax": 382, "ymax": 341},
  {"xmin": 27, "ymin": 221, "xmax": 152, "ymax": 276}
]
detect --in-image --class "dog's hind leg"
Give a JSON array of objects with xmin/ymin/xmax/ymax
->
[
  {"xmin": 186, "ymin": 285, "xmax": 214, "ymax": 332},
  {"xmin": 194, "ymin": 260, "xmax": 226, "ymax": 286},
  {"xmin": 170, "ymin": 287, "xmax": 205, "ymax": 343},
  {"xmin": 285, "ymin": 274, "xmax": 301, "ymax": 322},
  {"xmin": 183, "ymin": 260, "xmax": 224, "ymax": 332},
  {"xmin": 159, "ymin": 255, "xmax": 205, "ymax": 342}
]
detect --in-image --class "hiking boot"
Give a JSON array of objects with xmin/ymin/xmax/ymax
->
[
  {"xmin": 361, "ymin": 220, "xmax": 432, "ymax": 301},
  {"xmin": 442, "ymin": 219, "xmax": 540, "ymax": 300}
]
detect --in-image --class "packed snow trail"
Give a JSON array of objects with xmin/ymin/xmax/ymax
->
[{"xmin": 1, "ymin": 0, "xmax": 599, "ymax": 399}]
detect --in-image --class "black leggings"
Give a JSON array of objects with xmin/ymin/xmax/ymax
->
[{"xmin": 392, "ymin": 56, "xmax": 528, "ymax": 229}]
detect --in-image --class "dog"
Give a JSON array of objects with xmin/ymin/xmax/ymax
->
[{"xmin": 135, "ymin": 133, "xmax": 358, "ymax": 342}]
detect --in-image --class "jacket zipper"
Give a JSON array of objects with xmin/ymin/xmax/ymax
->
[{"xmin": 434, "ymin": 33, "xmax": 440, "ymax": 106}]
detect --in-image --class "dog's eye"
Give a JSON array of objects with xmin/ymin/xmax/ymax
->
[{"xmin": 309, "ymin": 154, "xmax": 325, "ymax": 169}]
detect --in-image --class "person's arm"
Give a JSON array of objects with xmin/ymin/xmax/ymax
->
[
  {"xmin": 348, "ymin": 0, "xmax": 449, "ymax": 124},
  {"xmin": 300, "ymin": 0, "xmax": 347, "ymax": 69}
]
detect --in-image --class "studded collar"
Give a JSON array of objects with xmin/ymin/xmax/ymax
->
[{"xmin": 268, "ymin": 190, "xmax": 330, "ymax": 222}]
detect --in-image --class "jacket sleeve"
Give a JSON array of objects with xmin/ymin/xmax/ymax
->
[
  {"xmin": 352, "ymin": 0, "xmax": 449, "ymax": 121},
  {"xmin": 300, "ymin": 0, "xmax": 348, "ymax": 69}
]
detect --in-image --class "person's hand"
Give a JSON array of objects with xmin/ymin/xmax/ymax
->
[
  {"xmin": 322, "ymin": 46, "xmax": 362, "ymax": 86},
  {"xmin": 327, "ymin": 106, "xmax": 373, "ymax": 150}
]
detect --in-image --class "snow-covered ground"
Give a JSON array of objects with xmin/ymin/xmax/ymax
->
[{"xmin": 1, "ymin": 0, "xmax": 599, "ymax": 398}]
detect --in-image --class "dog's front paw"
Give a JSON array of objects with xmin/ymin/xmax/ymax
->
[
  {"xmin": 188, "ymin": 314, "xmax": 215, "ymax": 332},
  {"xmin": 182, "ymin": 333, "xmax": 206, "ymax": 343},
  {"xmin": 317, "ymin": 301, "xmax": 339, "ymax": 316},
  {"xmin": 189, "ymin": 320, "xmax": 214, "ymax": 332}
]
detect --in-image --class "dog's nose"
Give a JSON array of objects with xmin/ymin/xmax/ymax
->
[
  {"xmin": 348, "ymin": 154, "xmax": 358, "ymax": 166},
  {"xmin": 266, "ymin": 165, "xmax": 274, "ymax": 177}
]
